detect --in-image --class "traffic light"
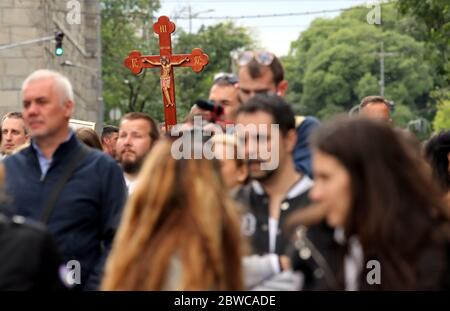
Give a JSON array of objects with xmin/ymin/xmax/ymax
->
[{"xmin": 55, "ymin": 31, "xmax": 64, "ymax": 56}]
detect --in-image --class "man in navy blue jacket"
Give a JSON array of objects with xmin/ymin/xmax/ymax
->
[{"xmin": 3, "ymin": 69, "xmax": 127, "ymax": 290}]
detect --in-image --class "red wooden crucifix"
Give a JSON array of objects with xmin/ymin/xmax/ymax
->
[{"xmin": 124, "ymin": 16, "xmax": 209, "ymax": 131}]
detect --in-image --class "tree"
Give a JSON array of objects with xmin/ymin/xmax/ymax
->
[
  {"xmin": 433, "ymin": 100, "xmax": 450, "ymax": 131},
  {"xmin": 397, "ymin": 0, "xmax": 450, "ymax": 83},
  {"xmin": 284, "ymin": 3, "xmax": 437, "ymax": 124},
  {"xmin": 397, "ymin": 0, "xmax": 450, "ymax": 120},
  {"xmin": 101, "ymin": 1, "xmax": 254, "ymax": 123},
  {"xmin": 101, "ymin": 0, "xmax": 162, "ymax": 123},
  {"xmin": 172, "ymin": 22, "xmax": 254, "ymax": 119},
  {"xmin": 392, "ymin": 103, "xmax": 415, "ymax": 128}
]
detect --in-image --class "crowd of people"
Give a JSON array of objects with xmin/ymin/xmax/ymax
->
[{"xmin": 0, "ymin": 50, "xmax": 449, "ymax": 291}]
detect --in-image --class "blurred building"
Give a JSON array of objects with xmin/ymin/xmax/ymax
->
[{"xmin": 0, "ymin": 0, "xmax": 102, "ymax": 129}]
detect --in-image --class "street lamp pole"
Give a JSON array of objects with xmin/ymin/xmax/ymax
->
[
  {"xmin": 186, "ymin": 6, "xmax": 214, "ymax": 34},
  {"xmin": 374, "ymin": 42, "xmax": 396, "ymax": 97}
]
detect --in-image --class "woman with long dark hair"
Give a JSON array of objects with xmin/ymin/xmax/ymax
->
[
  {"xmin": 308, "ymin": 116, "xmax": 450, "ymax": 290},
  {"xmin": 101, "ymin": 137, "xmax": 244, "ymax": 290}
]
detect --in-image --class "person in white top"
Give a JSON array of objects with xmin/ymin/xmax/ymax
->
[
  {"xmin": 116, "ymin": 112, "xmax": 159, "ymax": 194},
  {"xmin": 234, "ymin": 94, "xmax": 325, "ymax": 290}
]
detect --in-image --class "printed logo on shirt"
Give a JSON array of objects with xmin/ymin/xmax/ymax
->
[{"xmin": 241, "ymin": 213, "xmax": 256, "ymax": 236}]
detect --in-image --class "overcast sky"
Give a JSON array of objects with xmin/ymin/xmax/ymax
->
[{"xmin": 156, "ymin": 0, "xmax": 367, "ymax": 56}]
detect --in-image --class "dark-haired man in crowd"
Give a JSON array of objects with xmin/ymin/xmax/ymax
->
[
  {"xmin": 359, "ymin": 95, "xmax": 392, "ymax": 123},
  {"xmin": 188, "ymin": 72, "xmax": 241, "ymax": 128},
  {"xmin": 208, "ymin": 72, "xmax": 241, "ymax": 123},
  {"xmin": 237, "ymin": 50, "xmax": 320, "ymax": 178},
  {"xmin": 101, "ymin": 125, "xmax": 119, "ymax": 158},
  {"xmin": 235, "ymin": 94, "xmax": 336, "ymax": 290}
]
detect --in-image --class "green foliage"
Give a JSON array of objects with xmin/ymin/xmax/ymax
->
[
  {"xmin": 433, "ymin": 100, "xmax": 450, "ymax": 131},
  {"xmin": 316, "ymin": 104, "xmax": 346, "ymax": 121},
  {"xmin": 101, "ymin": 0, "xmax": 254, "ymax": 123},
  {"xmin": 172, "ymin": 23, "xmax": 254, "ymax": 119},
  {"xmin": 392, "ymin": 103, "xmax": 415, "ymax": 127},
  {"xmin": 284, "ymin": 3, "xmax": 438, "ymax": 125},
  {"xmin": 397, "ymin": 0, "xmax": 450, "ymax": 61},
  {"xmin": 355, "ymin": 73, "xmax": 379, "ymax": 99},
  {"xmin": 101, "ymin": 0, "xmax": 162, "ymax": 123},
  {"xmin": 397, "ymin": 0, "xmax": 450, "ymax": 139}
]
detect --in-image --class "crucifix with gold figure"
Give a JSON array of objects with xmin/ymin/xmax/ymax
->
[{"xmin": 124, "ymin": 16, "xmax": 209, "ymax": 131}]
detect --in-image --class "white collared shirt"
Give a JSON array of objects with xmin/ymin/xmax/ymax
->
[
  {"xmin": 251, "ymin": 176, "xmax": 314, "ymax": 254},
  {"xmin": 124, "ymin": 175, "xmax": 137, "ymax": 195},
  {"xmin": 334, "ymin": 228, "xmax": 364, "ymax": 291}
]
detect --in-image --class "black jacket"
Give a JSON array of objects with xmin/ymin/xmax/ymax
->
[
  {"xmin": 235, "ymin": 178, "xmax": 314, "ymax": 255},
  {"xmin": 0, "ymin": 214, "xmax": 65, "ymax": 290},
  {"xmin": 235, "ymin": 178, "xmax": 343, "ymax": 290},
  {"xmin": 3, "ymin": 134, "xmax": 127, "ymax": 290}
]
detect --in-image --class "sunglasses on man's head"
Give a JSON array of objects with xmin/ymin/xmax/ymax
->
[
  {"xmin": 238, "ymin": 51, "xmax": 276, "ymax": 67},
  {"xmin": 213, "ymin": 72, "xmax": 239, "ymax": 85}
]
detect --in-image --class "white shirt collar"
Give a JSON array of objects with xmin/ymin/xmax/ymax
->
[
  {"xmin": 251, "ymin": 175, "xmax": 314, "ymax": 199},
  {"xmin": 124, "ymin": 175, "xmax": 137, "ymax": 195}
]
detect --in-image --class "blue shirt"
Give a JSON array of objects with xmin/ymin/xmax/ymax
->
[
  {"xmin": 31, "ymin": 130, "xmax": 74, "ymax": 179},
  {"xmin": 293, "ymin": 116, "xmax": 321, "ymax": 178}
]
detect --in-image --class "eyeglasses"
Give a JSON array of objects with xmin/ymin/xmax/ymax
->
[
  {"xmin": 213, "ymin": 72, "xmax": 238, "ymax": 85},
  {"xmin": 237, "ymin": 51, "xmax": 276, "ymax": 67}
]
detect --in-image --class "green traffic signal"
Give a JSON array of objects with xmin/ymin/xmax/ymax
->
[
  {"xmin": 55, "ymin": 47, "xmax": 64, "ymax": 56},
  {"xmin": 55, "ymin": 31, "xmax": 64, "ymax": 56}
]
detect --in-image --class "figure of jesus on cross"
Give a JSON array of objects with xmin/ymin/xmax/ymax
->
[
  {"xmin": 142, "ymin": 56, "xmax": 189, "ymax": 107},
  {"xmin": 124, "ymin": 16, "xmax": 209, "ymax": 130}
]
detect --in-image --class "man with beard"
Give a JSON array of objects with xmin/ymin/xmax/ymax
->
[
  {"xmin": 235, "ymin": 94, "xmax": 334, "ymax": 290},
  {"xmin": 236, "ymin": 50, "xmax": 320, "ymax": 178},
  {"xmin": 116, "ymin": 112, "xmax": 159, "ymax": 194}
]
